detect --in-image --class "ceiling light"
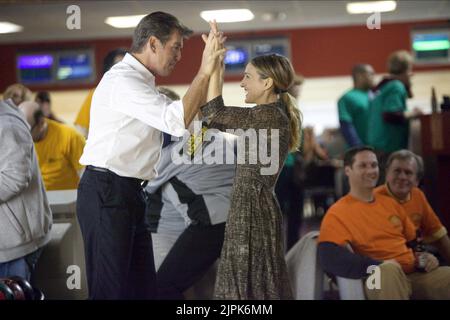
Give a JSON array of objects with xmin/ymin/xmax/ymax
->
[
  {"xmin": 0, "ymin": 21, "xmax": 23, "ymax": 34},
  {"xmin": 346, "ymin": 1, "xmax": 397, "ymax": 14},
  {"xmin": 200, "ymin": 9, "xmax": 254, "ymax": 23},
  {"xmin": 105, "ymin": 15, "xmax": 146, "ymax": 29}
]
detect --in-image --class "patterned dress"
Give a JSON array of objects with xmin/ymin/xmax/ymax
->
[{"xmin": 201, "ymin": 95, "xmax": 293, "ymax": 300}]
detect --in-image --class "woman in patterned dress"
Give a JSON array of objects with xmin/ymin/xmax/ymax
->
[{"xmin": 201, "ymin": 47, "xmax": 302, "ymax": 299}]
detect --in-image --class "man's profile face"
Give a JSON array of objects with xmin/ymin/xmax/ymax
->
[
  {"xmin": 154, "ymin": 30, "xmax": 183, "ymax": 77},
  {"xmin": 398, "ymin": 64, "xmax": 413, "ymax": 89},
  {"xmin": 36, "ymin": 100, "xmax": 51, "ymax": 118},
  {"xmin": 386, "ymin": 158, "xmax": 418, "ymax": 199},
  {"xmin": 345, "ymin": 151, "xmax": 379, "ymax": 189},
  {"xmin": 362, "ymin": 65, "xmax": 375, "ymax": 89}
]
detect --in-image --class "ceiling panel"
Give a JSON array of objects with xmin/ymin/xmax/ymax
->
[{"xmin": 0, "ymin": 0, "xmax": 449, "ymax": 43}]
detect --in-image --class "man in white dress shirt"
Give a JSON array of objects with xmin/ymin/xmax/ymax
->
[{"xmin": 76, "ymin": 12, "xmax": 225, "ymax": 299}]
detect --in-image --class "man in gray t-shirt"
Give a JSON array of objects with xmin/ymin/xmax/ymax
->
[{"xmin": 145, "ymin": 126, "xmax": 236, "ymax": 299}]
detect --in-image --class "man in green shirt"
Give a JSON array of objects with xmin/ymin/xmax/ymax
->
[
  {"xmin": 367, "ymin": 50, "xmax": 422, "ymax": 155},
  {"xmin": 338, "ymin": 64, "xmax": 375, "ymax": 147}
]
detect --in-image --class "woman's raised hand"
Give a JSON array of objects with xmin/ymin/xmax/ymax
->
[{"xmin": 200, "ymin": 20, "xmax": 227, "ymax": 76}]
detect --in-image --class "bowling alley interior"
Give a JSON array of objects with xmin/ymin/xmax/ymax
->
[{"xmin": 1, "ymin": 0, "xmax": 450, "ymax": 301}]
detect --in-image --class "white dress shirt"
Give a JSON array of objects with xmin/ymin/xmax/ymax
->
[{"xmin": 79, "ymin": 53, "xmax": 186, "ymax": 181}]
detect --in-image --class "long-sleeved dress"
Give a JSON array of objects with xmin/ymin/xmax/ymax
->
[{"xmin": 201, "ymin": 95, "xmax": 293, "ymax": 300}]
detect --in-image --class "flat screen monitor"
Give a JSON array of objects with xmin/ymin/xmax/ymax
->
[
  {"xmin": 224, "ymin": 46, "xmax": 249, "ymax": 72},
  {"xmin": 57, "ymin": 52, "xmax": 93, "ymax": 81},
  {"xmin": 411, "ymin": 28, "xmax": 450, "ymax": 64},
  {"xmin": 17, "ymin": 54, "xmax": 54, "ymax": 83},
  {"xmin": 253, "ymin": 43, "xmax": 288, "ymax": 57},
  {"xmin": 223, "ymin": 37, "xmax": 290, "ymax": 75},
  {"xmin": 16, "ymin": 48, "xmax": 95, "ymax": 85}
]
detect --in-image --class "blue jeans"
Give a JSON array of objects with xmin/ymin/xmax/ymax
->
[{"xmin": 0, "ymin": 248, "xmax": 43, "ymax": 281}]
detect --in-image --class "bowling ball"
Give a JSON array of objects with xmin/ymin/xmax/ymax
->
[
  {"xmin": 0, "ymin": 281, "xmax": 15, "ymax": 300},
  {"xmin": 1, "ymin": 279, "xmax": 25, "ymax": 300},
  {"xmin": 10, "ymin": 276, "xmax": 35, "ymax": 300}
]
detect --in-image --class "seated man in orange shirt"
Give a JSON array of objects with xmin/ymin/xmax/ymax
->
[
  {"xmin": 375, "ymin": 150, "xmax": 450, "ymax": 264},
  {"xmin": 318, "ymin": 146, "xmax": 450, "ymax": 299}
]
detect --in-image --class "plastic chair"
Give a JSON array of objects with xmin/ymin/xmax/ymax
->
[
  {"xmin": 335, "ymin": 243, "xmax": 366, "ymax": 300},
  {"xmin": 287, "ymin": 231, "xmax": 366, "ymax": 300},
  {"xmin": 286, "ymin": 231, "xmax": 324, "ymax": 300}
]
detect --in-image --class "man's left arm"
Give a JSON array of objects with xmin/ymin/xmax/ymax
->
[
  {"xmin": 382, "ymin": 90, "xmax": 407, "ymax": 124},
  {"xmin": 433, "ymin": 235, "xmax": 450, "ymax": 265},
  {"xmin": 382, "ymin": 86, "xmax": 422, "ymax": 124}
]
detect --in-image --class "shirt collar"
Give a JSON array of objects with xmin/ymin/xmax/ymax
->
[
  {"xmin": 122, "ymin": 53, "xmax": 155, "ymax": 85},
  {"xmin": 386, "ymin": 183, "xmax": 411, "ymax": 203}
]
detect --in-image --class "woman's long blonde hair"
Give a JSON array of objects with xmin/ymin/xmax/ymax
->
[{"xmin": 251, "ymin": 54, "xmax": 302, "ymax": 152}]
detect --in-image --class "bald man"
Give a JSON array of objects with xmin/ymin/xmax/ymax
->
[{"xmin": 19, "ymin": 101, "xmax": 86, "ymax": 191}]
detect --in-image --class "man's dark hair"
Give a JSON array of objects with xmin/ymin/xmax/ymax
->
[
  {"xmin": 103, "ymin": 48, "xmax": 127, "ymax": 74},
  {"xmin": 344, "ymin": 145, "xmax": 376, "ymax": 168},
  {"xmin": 351, "ymin": 64, "xmax": 370, "ymax": 81},
  {"xmin": 35, "ymin": 91, "xmax": 51, "ymax": 104},
  {"xmin": 130, "ymin": 11, "xmax": 193, "ymax": 53}
]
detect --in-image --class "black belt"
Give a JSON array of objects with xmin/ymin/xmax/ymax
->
[
  {"xmin": 87, "ymin": 165, "xmax": 109, "ymax": 173},
  {"xmin": 87, "ymin": 165, "xmax": 148, "ymax": 188}
]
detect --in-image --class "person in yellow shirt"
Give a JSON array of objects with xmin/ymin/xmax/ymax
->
[
  {"xmin": 375, "ymin": 149, "xmax": 450, "ymax": 265},
  {"xmin": 74, "ymin": 48, "xmax": 127, "ymax": 137},
  {"xmin": 73, "ymin": 90, "xmax": 93, "ymax": 138},
  {"xmin": 19, "ymin": 101, "xmax": 86, "ymax": 190},
  {"xmin": 35, "ymin": 91, "xmax": 64, "ymax": 123}
]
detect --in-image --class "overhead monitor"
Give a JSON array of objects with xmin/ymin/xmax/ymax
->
[
  {"xmin": 253, "ymin": 43, "xmax": 288, "ymax": 57},
  {"xmin": 224, "ymin": 46, "xmax": 250, "ymax": 72},
  {"xmin": 17, "ymin": 54, "xmax": 54, "ymax": 83},
  {"xmin": 224, "ymin": 37, "xmax": 290, "ymax": 75},
  {"xmin": 411, "ymin": 28, "xmax": 450, "ymax": 65},
  {"xmin": 16, "ymin": 48, "xmax": 96, "ymax": 85},
  {"xmin": 57, "ymin": 52, "xmax": 94, "ymax": 81}
]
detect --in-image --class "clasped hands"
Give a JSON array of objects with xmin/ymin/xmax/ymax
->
[{"xmin": 199, "ymin": 20, "xmax": 227, "ymax": 77}]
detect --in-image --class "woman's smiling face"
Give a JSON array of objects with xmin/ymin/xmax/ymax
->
[{"xmin": 240, "ymin": 63, "xmax": 268, "ymax": 104}]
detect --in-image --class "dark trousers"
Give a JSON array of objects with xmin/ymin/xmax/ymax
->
[
  {"xmin": 275, "ymin": 166, "xmax": 304, "ymax": 251},
  {"xmin": 156, "ymin": 222, "xmax": 225, "ymax": 300},
  {"xmin": 76, "ymin": 168, "xmax": 156, "ymax": 299}
]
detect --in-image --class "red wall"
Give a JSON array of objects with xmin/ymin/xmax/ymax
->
[{"xmin": 1, "ymin": 19, "xmax": 449, "ymax": 92}]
